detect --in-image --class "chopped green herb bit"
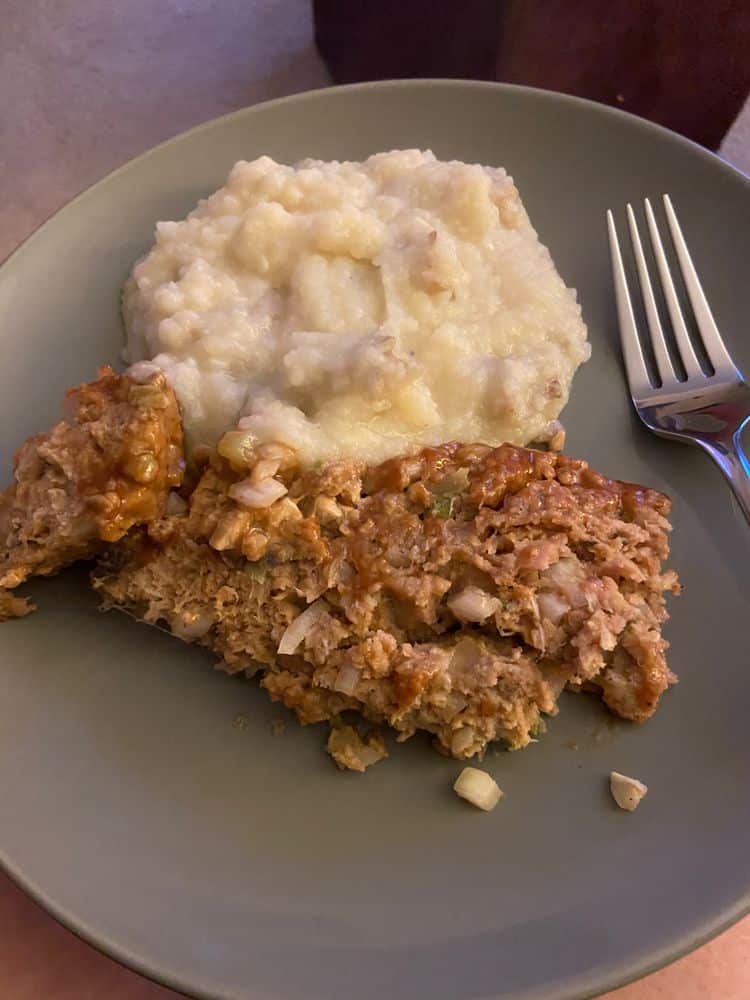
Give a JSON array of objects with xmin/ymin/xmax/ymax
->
[{"xmin": 431, "ymin": 495, "xmax": 455, "ymax": 518}]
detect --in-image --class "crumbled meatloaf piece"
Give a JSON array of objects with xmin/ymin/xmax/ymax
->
[
  {"xmin": 0, "ymin": 367, "xmax": 183, "ymax": 593},
  {"xmin": 327, "ymin": 725, "xmax": 388, "ymax": 772},
  {"xmin": 0, "ymin": 589, "xmax": 34, "ymax": 621},
  {"xmin": 94, "ymin": 441, "xmax": 679, "ymax": 761}
]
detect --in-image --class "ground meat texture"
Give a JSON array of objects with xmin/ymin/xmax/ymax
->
[
  {"xmin": 94, "ymin": 441, "xmax": 679, "ymax": 761},
  {"xmin": 0, "ymin": 367, "xmax": 183, "ymax": 592}
]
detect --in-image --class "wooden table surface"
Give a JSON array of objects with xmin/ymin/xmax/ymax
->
[{"xmin": 2, "ymin": 2, "xmax": 748, "ymax": 997}]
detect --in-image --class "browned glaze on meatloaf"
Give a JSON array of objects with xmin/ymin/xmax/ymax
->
[
  {"xmin": 95, "ymin": 441, "xmax": 679, "ymax": 761},
  {"xmin": 0, "ymin": 367, "xmax": 183, "ymax": 609}
]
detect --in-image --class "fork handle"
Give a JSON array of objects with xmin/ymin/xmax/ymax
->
[{"xmin": 699, "ymin": 416, "xmax": 750, "ymax": 527}]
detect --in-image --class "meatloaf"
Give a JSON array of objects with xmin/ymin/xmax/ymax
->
[
  {"xmin": 0, "ymin": 367, "xmax": 183, "ymax": 610},
  {"xmin": 94, "ymin": 439, "xmax": 680, "ymax": 762}
]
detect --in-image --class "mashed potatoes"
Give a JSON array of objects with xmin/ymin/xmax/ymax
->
[{"xmin": 123, "ymin": 150, "xmax": 589, "ymax": 465}]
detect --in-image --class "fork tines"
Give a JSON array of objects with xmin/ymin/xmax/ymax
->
[{"xmin": 607, "ymin": 195, "xmax": 739, "ymax": 397}]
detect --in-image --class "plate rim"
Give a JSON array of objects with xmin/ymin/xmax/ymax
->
[
  {"xmin": 4, "ymin": 836, "xmax": 750, "ymax": 1000},
  {"xmin": 2, "ymin": 77, "xmax": 749, "ymax": 1000}
]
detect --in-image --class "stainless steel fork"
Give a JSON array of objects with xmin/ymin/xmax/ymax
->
[{"xmin": 607, "ymin": 195, "xmax": 750, "ymax": 526}]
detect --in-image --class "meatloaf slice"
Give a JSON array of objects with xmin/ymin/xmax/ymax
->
[
  {"xmin": 0, "ymin": 366, "xmax": 183, "ymax": 603},
  {"xmin": 94, "ymin": 440, "xmax": 679, "ymax": 761}
]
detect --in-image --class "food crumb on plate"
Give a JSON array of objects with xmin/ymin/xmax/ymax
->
[
  {"xmin": 0, "ymin": 590, "xmax": 34, "ymax": 621},
  {"xmin": 610, "ymin": 771, "xmax": 648, "ymax": 811},
  {"xmin": 327, "ymin": 724, "xmax": 387, "ymax": 772},
  {"xmin": 271, "ymin": 718, "xmax": 286, "ymax": 737},
  {"xmin": 453, "ymin": 767, "xmax": 504, "ymax": 811}
]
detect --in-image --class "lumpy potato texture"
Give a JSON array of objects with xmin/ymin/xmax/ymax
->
[{"xmin": 124, "ymin": 150, "xmax": 589, "ymax": 465}]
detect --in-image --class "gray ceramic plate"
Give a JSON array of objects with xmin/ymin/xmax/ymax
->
[{"xmin": 1, "ymin": 81, "xmax": 749, "ymax": 1000}]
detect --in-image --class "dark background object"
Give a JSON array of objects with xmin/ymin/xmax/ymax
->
[
  {"xmin": 313, "ymin": 0, "xmax": 750, "ymax": 149},
  {"xmin": 313, "ymin": 0, "xmax": 502, "ymax": 83}
]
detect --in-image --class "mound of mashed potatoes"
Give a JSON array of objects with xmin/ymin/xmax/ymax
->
[{"xmin": 124, "ymin": 150, "xmax": 589, "ymax": 465}]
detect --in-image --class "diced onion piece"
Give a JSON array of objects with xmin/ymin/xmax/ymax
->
[
  {"xmin": 541, "ymin": 557, "xmax": 586, "ymax": 606},
  {"xmin": 209, "ymin": 509, "xmax": 248, "ymax": 551},
  {"xmin": 274, "ymin": 497, "xmax": 303, "ymax": 521},
  {"xmin": 449, "ymin": 637, "xmax": 482, "ymax": 673},
  {"xmin": 432, "ymin": 468, "xmax": 470, "ymax": 495},
  {"xmin": 257, "ymin": 441, "xmax": 297, "ymax": 472},
  {"xmin": 229, "ymin": 477, "xmax": 287, "ymax": 509},
  {"xmin": 610, "ymin": 771, "xmax": 648, "ymax": 811},
  {"xmin": 448, "ymin": 586, "xmax": 501, "ymax": 622},
  {"xmin": 171, "ymin": 610, "xmax": 214, "ymax": 641},
  {"xmin": 446, "ymin": 691, "xmax": 469, "ymax": 718},
  {"xmin": 515, "ymin": 539, "xmax": 560, "ymax": 571},
  {"xmin": 333, "ymin": 664, "xmax": 361, "ymax": 695},
  {"xmin": 314, "ymin": 496, "xmax": 343, "ymax": 524},
  {"xmin": 277, "ymin": 599, "xmax": 326, "ymax": 655},
  {"xmin": 251, "ymin": 456, "xmax": 281, "ymax": 483},
  {"xmin": 450, "ymin": 727, "xmax": 476, "ymax": 755},
  {"xmin": 537, "ymin": 590, "xmax": 569, "ymax": 625},
  {"xmin": 453, "ymin": 767, "xmax": 504, "ymax": 812}
]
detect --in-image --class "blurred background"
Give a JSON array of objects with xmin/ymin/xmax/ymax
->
[
  {"xmin": 314, "ymin": 0, "xmax": 750, "ymax": 152},
  {"xmin": 1, "ymin": 2, "xmax": 749, "ymax": 998},
  {"xmin": 2, "ymin": 0, "xmax": 748, "ymax": 262}
]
